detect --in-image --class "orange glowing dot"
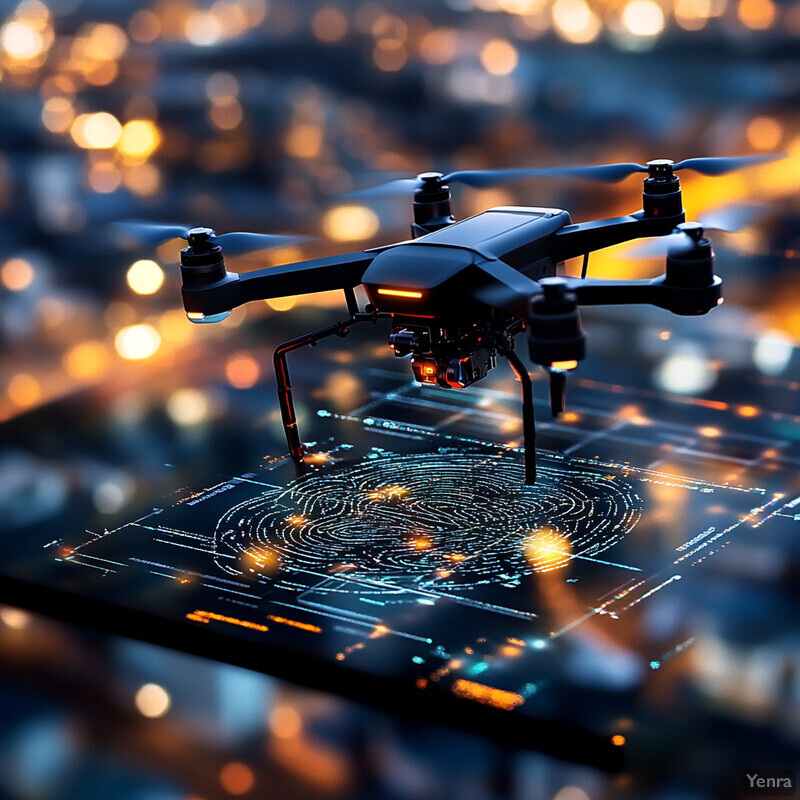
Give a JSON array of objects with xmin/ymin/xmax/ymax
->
[
  {"xmin": 42, "ymin": 96, "xmax": 74, "ymax": 133},
  {"xmin": 130, "ymin": 9, "xmax": 160, "ymax": 43},
  {"xmin": 448, "ymin": 553, "xmax": 466, "ymax": 562},
  {"xmin": 122, "ymin": 162, "xmax": 161, "ymax": 197},
  {"xmin": 423, "ymin": 365, "xmax": 436, "ymax": 375},
  {"xmin": 284, "ymin": 122, "xmax": 323, "ymax": 159},
  {"xmin": 7, "ymin": 373, "xmax": 42, "ymax": 408},
  {"xmin": 738, "ymin": 0, "xmax": 776, "ymax": 29},
  {"xmin": 419, "ymin": 28, "xmax": 458, "ymax": 65},
  {"xmin": 373, "ymin": 39, "xmax": 407, "ymax": 72},
  {"xmin": 551, "ymin": 360, "xmax": 578, "ymax": 371},
  {"xmin": 1, "ymin": 258, "xmax": 34, "ymax": 291},
  {"xmin": 437, "ymin": 569, "xmax": 451, "ymax": 578},
  {"xmin": 659, "ymin": 330, "xmax": 671, "ymax": 340},
  {"xmin": 370, "ymin": 624, "xmax": 390, "ymax": 638},
  {"xmin": 225, "ymin": 352, "xmax": 261, "ymax": 389},
  {"xmin": 611, "ymin": 734, "xmax": 626, "ymax": 747},
  {"xmin": 322, "ymin": 205, "xmax": 379, "ymax": 241},
  {"xmin": 286, "ymin": 515, "xmax": 307, "ymax": 526},
  {"xmin": 416, "ymin": 677, "xmax": 428, "ymax": 689},
  {"xmin": 737, "ymin": 405, "xmax": 759, "ymax": 418},
  {"xmin": 746, "ymin": 116, "xmax": 782, "ymax": 151},
  {"xmin": 561, "ymin": 411, "xmax": 580, "ymax": 423},
  {"xmin": 698, "ymin": 426, "xmax": 721, "ymax": 438},
  {"xmin": 209, "ymin": 97, "xmax": 243, "ymax": 131},
  {"xmin": 311, "ymin": 7, "xmax": 348, "ymax": 42},
  {"xmin": 303, "ymin": 452, "xmax": 329, "ymax": 464},
  {"xmin": 335, "ymin": 652, "xmax": 345, "ymax": 661},
  {"xmin": 70, "ymin": 112, "xmax": 122, "ymax": 149},
  {"xmin": 63, "ymin": 340, "xmax": 110, "ymax": 380},
  {"xmin": 118, "ymin": 119, "xmax": 161, "ymax": 161},
  {"xmin": 524, "ymin": 528, "xmax": 572, "ymax": 571},
  {"xmin": 480, "ymin": 38, "xmax": 518, "ymax": 76},
  {"xmin": 411, "ymin": 538, "xmax": 431, "ymax": 550},
  {"xmin": 219, "ymin": 762, "xmax": 255, "ymax": 795},
  {"xmin": 268, "ymin": 703, "xmax": 302, "ymax": 739},
  {"xmin": 500, "ymin": 645, "xmax": 522, "ymax": 657},
  {"xmin": 87, "ymin": 161, "xmax": 122, "ymax": 194}
]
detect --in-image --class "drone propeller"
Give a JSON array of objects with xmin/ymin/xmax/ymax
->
[
  {"xmin": 113, "ymin": 221, "xmax": 310, "ymax": 257},
  {"xmin": 348, "ymin": 154, "xmax": 784, "ymax": 199},
  {"xmin": 625, "ymin": 202, "xmax": 769, "ymax": 259}
]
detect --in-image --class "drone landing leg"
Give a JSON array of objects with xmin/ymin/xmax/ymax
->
[
  {"xmin": 502, "ymin": 347, "xmax": 537, "ymax": 486},
  {"xmin": 273, "ymin": 309, "xmax": 388, "ymax": 464}
]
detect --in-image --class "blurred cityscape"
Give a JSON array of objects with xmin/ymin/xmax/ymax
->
[{"xmin": 1, "ymin": 0, "xmax": 800, "ymax": 798}]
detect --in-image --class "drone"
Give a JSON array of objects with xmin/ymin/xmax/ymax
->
[{"xmin": 119, "ymin": 154, "xmax": 778, "ymax": 486}]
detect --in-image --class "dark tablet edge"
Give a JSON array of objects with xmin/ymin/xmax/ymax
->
[{"xmin": 0, "ymin": 573, "xmax": 625, "ymax": 772}]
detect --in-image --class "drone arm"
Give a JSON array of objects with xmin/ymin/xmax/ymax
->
[
  {"xmin": 181, "ymin": 251, "xmax": 376, "ymax": 317},
  {"xmin": 561, "ymin": 275, "xmax": 722, "ymax": 316},
  {"xmin": 238, "ymin": 251, "xmax": 375, "ymax": 302},
  {"xmin": 550, "ymin": 210, "xmax": 685, "ymax": 262}
]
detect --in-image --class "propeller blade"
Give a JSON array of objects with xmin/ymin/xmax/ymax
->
[
  {"xmin": 113, "ymin": 221, "xmax": 310, "ymax": 257},
  {"xmin": 214, "ymin": 232, "xmax": 310, "ymax": 256},
  {"xmin": 445, "ymin": 162, "xmax": 649, "ymax": 187},
  {"xmin": 624, "ymin": 202, "xmax": 772, "ymax": 259},
  {"xmin": 112, "ymin": 221, "xmax": 192, "ymax": 248},
  {"xmin": 627, "ymin": 231, "xmax": 700, "ymax": 259},
  {"xmin": 673, "ymin": 153, "xmax": 784, "ymax": 176},
  {"xmin": 345, "ymin": 153, "xmax": 785, "ymax": 202},
  {"xmin": 698, "ymin": 202, "xmax": 767, "ymax": 233},
  {"xmin": 345, "ymin": 178, "xmax": 422, "ymax": 199}
]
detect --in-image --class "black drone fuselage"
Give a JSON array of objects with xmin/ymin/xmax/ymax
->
[{"xmin": 179, "ymin": 169, "xmax": 723, "ymax": 483}]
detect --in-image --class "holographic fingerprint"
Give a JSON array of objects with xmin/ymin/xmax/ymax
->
[{"xmin": 214, "ymin": 452, "xmax": 642, "ymax": 584}]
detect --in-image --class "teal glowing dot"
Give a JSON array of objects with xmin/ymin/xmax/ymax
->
[
  {"xmin": 412, "ymin": 656, "xmax": 425, "ymax": 665},
  {"xmin": 650, "ymin": 660, "xmax": 661, "ymax": 670}
]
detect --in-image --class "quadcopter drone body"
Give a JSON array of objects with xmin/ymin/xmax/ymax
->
[{"xmin": 175, "ymin": 158, "xmax": 729, "ymax": 485}]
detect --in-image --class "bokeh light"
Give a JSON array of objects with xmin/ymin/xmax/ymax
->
[
  {"xmin": 322, "ymin": 205, "xmax": 380, "ymax": 241},
  {"xmin": 218, "ymin": 762, "xmax": 255, "ymax": 795},
  {"xmin": 126, "ymin": 259, "xmax": 165, "ymax": 295},
  {"xmin": 70, "ymin": 112, "xmax": 122, "ymax": 149},
  {"xmin": 225, "ymin": 353, "xmax": 261, "ymax": 389},
  {"xmin": 114, "ymin": 324, "xmax": 162, "ymax": 360},
  {"xmin": 268, "ymin": 704, "xmax": 303, "ymax": 738},
  {"xmin": 621, "ymin": 0, "xmax": 665, "ymax": 37},
  {"xmin": 134, "ymin": 683, "xmax": 171, "ymax": 718},
  {"xmin": 480, "ymin": 39, "xmax": 519, "ymax": 76},
  {"xmin": 1, "ymin": 258, "xmax": 34, "ymax": 291},
  {"xmin": 166, "ymin": 388, "xmax": 211, "ymax": 426}
]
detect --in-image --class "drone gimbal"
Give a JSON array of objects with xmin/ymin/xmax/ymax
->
[{"xmin": 178, "ymin": 158, "xmax": 724, "ymax": 485}]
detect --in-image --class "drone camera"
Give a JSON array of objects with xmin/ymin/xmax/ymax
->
[
  {"xmin": 411, "ymin": 356, "xmax": 440, "ymax": 384},
  {"xmin": 389, "ymin": 327, "xmax": 431, "ymax": 356},
  {"xmin": 411, "ymin": 348, "xmax": 496, "ymax": 389},
  {"xmin": 443, "ymin": 348, "xmax": 496, "ymax": 388}
]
